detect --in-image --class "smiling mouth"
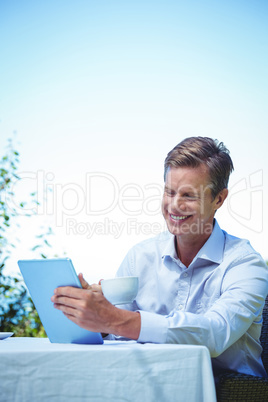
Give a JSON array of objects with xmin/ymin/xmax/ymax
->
[{"xmin": 170, "ymin": 214, "xmax": 192, "ymax": 221}]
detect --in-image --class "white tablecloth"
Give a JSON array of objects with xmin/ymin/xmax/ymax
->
[{"xmin": 0, "ymin": 337, "xmax": 216, "ymax": 402}]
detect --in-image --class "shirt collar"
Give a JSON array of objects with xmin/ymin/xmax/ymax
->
[
  {"xmin": 193, "ymin": 219, "xmax": 224, "ymax": 264},
  {"xmin": 162, "ymin": 233, "xmax": 178, "ymax": 261},
  {"xmin": 162, "ymin": 219, "xmax": 225, "ymax": 265}
]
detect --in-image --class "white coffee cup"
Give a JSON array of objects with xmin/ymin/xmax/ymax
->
[{"xmin": 101, "ymin": 276, "xmax": 139, "ymax": 305}]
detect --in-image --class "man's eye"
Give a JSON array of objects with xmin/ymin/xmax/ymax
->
[
  {"xmin": 165, "ymin": 189, "xmax": 175, "ymax": 196},
  {"xmin": 183, "ymin": 193, "xmax": 197, "ymax": 200}
]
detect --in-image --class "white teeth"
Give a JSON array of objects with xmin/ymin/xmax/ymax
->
[{"xmin": 170, "ymin": 214, "xmax": 189, "ymax": 221}]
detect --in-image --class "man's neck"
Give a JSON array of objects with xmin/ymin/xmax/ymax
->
[{"xmin": 175, "ymin": 231, "xmax": 213, "ymax": 268}]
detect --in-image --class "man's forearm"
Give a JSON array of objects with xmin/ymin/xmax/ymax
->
[{"xmin": 109, "ymin": 308, "xmax": 141, "ymax": 340}]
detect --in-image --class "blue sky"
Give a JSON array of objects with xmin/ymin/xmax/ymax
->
[{"xmin": 0, "ymin": 0, "xmax": 267, "ymax": 281}]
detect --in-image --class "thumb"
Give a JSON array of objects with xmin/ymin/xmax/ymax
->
[{"xmin": 78, "ymin": 273, "xmax": 91, "ymax": 290}]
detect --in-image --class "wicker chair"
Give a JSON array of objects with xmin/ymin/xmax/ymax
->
[{"xmin": 215, "ymin": 296, "xmax": 268, "ymax": 401}]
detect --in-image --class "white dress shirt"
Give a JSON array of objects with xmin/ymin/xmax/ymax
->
[{"xmin": 115, "ymin": 220, "xmax": 268, "ymax": 377}]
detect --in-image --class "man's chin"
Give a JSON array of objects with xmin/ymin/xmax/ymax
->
[
  {"xmin": 167, "ymin": 220, "xmax": 214, "ymax": 237},
  {"xmin": 167, "ymin": 222, "xmax": 191, "ymax": 236}
]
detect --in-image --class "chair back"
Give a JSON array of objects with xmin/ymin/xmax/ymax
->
[{"xmin": 260, "ymin": 296, "xmax": 268, "ymax": 373}]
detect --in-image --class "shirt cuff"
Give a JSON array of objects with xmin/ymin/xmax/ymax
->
[{"xmin": 137, "ymin": 310, "xmax": 168, "ymax": 343}]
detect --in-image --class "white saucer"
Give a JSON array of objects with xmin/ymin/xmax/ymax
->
[{"xmin": 0, "ymin": 332, "xmax": 14, "ymax": 340}]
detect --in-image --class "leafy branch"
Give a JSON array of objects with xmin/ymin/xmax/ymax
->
[{"xmin": 0, "ymin": 136, "xmax": 53, "ymax": 336}]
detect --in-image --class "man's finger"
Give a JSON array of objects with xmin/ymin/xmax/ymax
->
[
  {"xmin": 52, "ymin": 285, "xmax": 85, "ymax": 301},
  {"xmin": 53, "ymin": 299, "xmax": 77, "ymax": 314},
  {"xmin": 52, "ymin": 294, "xmax": 79, "ymax": 309},
  {"xmin": 78, "ymin": 273, "xmax": 92, "ymax": 290}
]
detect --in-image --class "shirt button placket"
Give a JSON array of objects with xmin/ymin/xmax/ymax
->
[{"xmin": 176, "ymin": 271, "xmax": 190, "ymax": 311}]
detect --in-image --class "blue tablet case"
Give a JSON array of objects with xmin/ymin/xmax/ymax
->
[{"xmin": 18, "ymin": 258, "xmax": 103, "ymax": 344}]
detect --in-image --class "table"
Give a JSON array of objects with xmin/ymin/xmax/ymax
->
[{"xmin": 0, "ymin": 337, "xmax": 216, "ymax": 402}]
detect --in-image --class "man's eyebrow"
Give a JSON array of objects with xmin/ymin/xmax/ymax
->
[
  {"xmin": 164, "ymin": 185, "xmax": 176, "ymax": 193},
  {"xmin": 180, "ymin": 188, "xmax": 197, "ymax": 194}
]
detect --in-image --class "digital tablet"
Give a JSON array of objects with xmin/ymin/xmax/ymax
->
[{"xmin": 17, "ymin": 258, "xmax": 103, "ymax": 344}]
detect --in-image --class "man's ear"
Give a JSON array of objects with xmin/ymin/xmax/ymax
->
[{"xmin": 215, "ymin": 188, "xmax": 228, "ymax": 210}]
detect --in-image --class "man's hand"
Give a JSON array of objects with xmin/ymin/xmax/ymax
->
[{"xmin": 51, "ymin": 282, "xmax": 141, "ymax": 340}]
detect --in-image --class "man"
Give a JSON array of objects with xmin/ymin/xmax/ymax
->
[{"xmin": 52, "ymin": 136, "xmax": 268, "ymax": 377}]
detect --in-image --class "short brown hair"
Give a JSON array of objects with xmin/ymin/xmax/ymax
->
[{"xmin": 164, "ymin": 137, "xmax": 234, "ymax": 199}]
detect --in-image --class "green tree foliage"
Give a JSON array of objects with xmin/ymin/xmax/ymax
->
[{"xmin": 0, "ymin": 137, "xmax": 51, "ymax": 336}]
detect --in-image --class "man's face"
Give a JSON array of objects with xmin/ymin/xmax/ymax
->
[{"xmin": 162, "ymin": 165, "xmax": 221, "ymax": 239}]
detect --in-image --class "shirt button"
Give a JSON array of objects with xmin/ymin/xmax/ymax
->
[
  {"xmin": 178, "ymin": 304, "xmax": 183, "ymax": 310},
  {"xmin": 183, "ymin": 272, "xmax": 188, "ymax": 278}
]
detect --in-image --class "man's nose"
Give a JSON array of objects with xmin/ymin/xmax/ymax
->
[{"xmin": 173, "ymin": 195, "xmax": 187, "ymax": 212}]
